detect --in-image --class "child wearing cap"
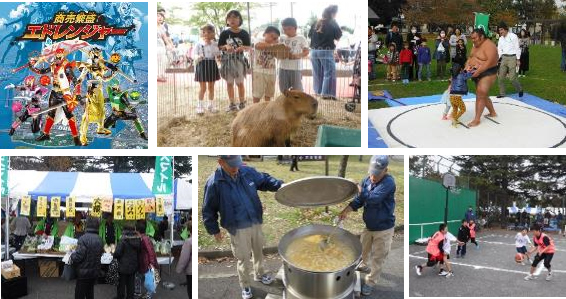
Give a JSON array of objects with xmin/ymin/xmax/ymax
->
[{"xmin": 339, "ymin": 155, "xmax": 396, "ymax": 296}]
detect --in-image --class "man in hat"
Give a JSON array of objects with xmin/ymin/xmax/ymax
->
[
  {"xmin": 339, "ymin": 155, "xmax": 396, "ymax": 296},
  {"xmin": 202, "ymin": 156, "xmax": 284, "ymax": 299}
]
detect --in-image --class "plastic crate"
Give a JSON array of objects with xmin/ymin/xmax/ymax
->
[{"xmin": 315, "ymin": 125, "xmax": 361, "ymax": 147}]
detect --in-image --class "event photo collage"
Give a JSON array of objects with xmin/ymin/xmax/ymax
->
[{"xmin": 1, "ymin": 1, "xmax": 566, "ymax": 299}]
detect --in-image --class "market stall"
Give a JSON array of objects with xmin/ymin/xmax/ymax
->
[{"xmin": 4, "ymin": 170, "xmax": 180, "ymax": 275}]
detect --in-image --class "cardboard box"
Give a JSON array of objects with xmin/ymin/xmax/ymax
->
[
  {"xmin": 38, "ymin": 260, "xmax": 59, "ymax": 278},
  {"xmin": 1, "ymin": 275, "xmax": 28, "ymax": 298},
  {"xmin": 1, "ymin": 264, "xmax": 21, "ymax": 279}
]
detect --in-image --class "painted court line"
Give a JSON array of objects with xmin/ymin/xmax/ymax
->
[{"xmin": 409, "ymin": 254, "xmax": 566, "ymax": 275}]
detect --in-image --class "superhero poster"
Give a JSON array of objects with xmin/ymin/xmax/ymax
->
[{"xmin": 0, "ymin": 2, "xmax": 148, "ymax": 148}]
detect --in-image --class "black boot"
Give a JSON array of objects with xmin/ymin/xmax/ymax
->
[
  {"xmin": 73, "ymin": 136, "xmax": 82, "ymax": 146},
  {"xmin": 140, "ymin": 132, "xmax": 148, "ymax": 140},
  {"xmin": 8, "ymin": 128, "xmax": 15, "ymax": 136},
  {"xmin": 36, "ymin": 133, "xmax": 50, "ymax": 141}
]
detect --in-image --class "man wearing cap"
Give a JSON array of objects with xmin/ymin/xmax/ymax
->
[
  {"xmin": 202, "ymin": 155, "xmax": 284, "ymax": 299},
  {"xmin": 339, "ymin": 155, "xmax": 396, "ymax": 296}
]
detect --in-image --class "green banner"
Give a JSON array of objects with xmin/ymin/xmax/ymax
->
[
  {"xmin": 474, "ymin": 12, "xmax": 490, "ymax": 37},
  {"xmin": 152, "ymin": 156, "xmax": 173, "ymax": 195},
  {"xmin": 1, "ymin": 156, "xmax": 9, "ymax": 197}
]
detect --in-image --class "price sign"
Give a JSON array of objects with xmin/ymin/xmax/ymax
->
[
  {"xmin": 50, "ymin": 196, "xmax": 61, "ymax": 218},
  {"xmin": 156, "ymin": 197, "xmax": 164, "ymax": 217},
  {"xmin": 114, "ymin": 199, "xmax": 124, "ymax": 220},
  {"xmin": 145, "ymin": 198, "xmax": 155, "ymax": 213},
  {"xmin": 20, "ymin": 195, "xmax": 31, "ymax": 216},
  {"xmin": 37, "ymin": 196, "xmax": 47, "ymax": 217},
  {"xmin": 135, "ymin": 200, "xmax": 145, "ymax": 220},
  {"xmin": 66, "ymin": 196, "xmax": 76, "ymax": 218},
  {"xmin": 91, "ymin": 198, "xmax": 102, "ymax": 217},
  {"xmin": 102, "ymin": 198, "xmax": 113, "ymax": 213},
  {"xmin": 125, "ymin": 200, "xmax": 135, "ymax": 220}
]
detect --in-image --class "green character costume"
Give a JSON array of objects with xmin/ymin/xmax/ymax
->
[{"xmin": 103, "ymin": 79, "xmax": 147, "ymax": 140}]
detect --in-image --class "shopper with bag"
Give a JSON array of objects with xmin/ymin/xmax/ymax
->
[
  {"xmin": 176, "ymin": 220, "xmax": 192, "ymax": 298},
  {"xmin": 114, "ymin": 222, "xmax": 141, "ymax": 299},
  {"xmin": 137, "ymin": 220, "xmax": 159, "ymax": 298},
  {"xmin": 70, "ymin": 217, "xmax": 104, "ymax": 299}
]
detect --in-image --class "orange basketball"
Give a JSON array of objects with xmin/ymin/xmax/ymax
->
[{"xmin": 515, "ymin": 253, "xmax": 523, "ymax": 263}]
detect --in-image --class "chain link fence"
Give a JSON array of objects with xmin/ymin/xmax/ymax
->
[{"xmin": 157, "ymin": 46, "xmax": 361, "ymax": 129}]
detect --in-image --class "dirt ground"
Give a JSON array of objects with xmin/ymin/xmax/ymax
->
[{"xmin": 157, "ymin": 99, "xmax": 361, "ymax": 147}]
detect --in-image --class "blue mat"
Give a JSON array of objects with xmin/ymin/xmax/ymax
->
[
  {"xmin": 368, "ymin": 119, "xmax": 388, "ymax": 148},
  {"xmin": 368, "ymin": 90, "xmax": 394, "ymax": 101},
  {"xmin": 514, "ymin": 93, "xmax": 566, "ymax": 118}
]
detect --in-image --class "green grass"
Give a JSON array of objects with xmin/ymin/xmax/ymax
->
[
  {"xmin": 197, "ymin": 156, "xmax": 404, "ymax": 251},
  {"xmin": 369, "ymin": 44, "xmax": 566, "ymax": 106}
]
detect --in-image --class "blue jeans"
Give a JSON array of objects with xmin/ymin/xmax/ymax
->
[
  {"xmin": 561, "ymin": 48, "xmax": 566, "ymax": 71},
  {"xmin": 310, "ymin": 49, "xmax": 336, "ymax": 97},
  {"xmin": 457, "ymin": 243, "xmax": 467, "ymax": 256},
  {"xmin": 418, "ymin": 63, "xmax": 431, "ymax": 80}
]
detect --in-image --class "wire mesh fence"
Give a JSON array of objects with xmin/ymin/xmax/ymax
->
[{"xmin": 156, "ymin": 45, "xmax": 361, "ymax": 129}]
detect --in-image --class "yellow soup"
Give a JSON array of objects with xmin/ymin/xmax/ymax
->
[{"xmin": 285, "ymin": 234, "xmax": 356, "ymax": 272}]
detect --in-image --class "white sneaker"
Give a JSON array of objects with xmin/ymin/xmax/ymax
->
[
  {"xmin": 524, "ymin": 274, "xmax": 535, "ymax": 281},
  {"xmin": 241, "ymin": 287, "xmax": 253, "ymax": 299},
  {"xmin": 196, "ymin": 106, "xmax": 204, "ymax": 115},
  {"xmin": 415, "ymin": 265, "xmax": 422, "ymax": 276},
  {"xmin": 445, "ymin": 272, "xmax": 454, "ymax": 278},
  {"xmin": 254, "ymin": 273, "xmax": 273, "ymax": 285},
  {"xmin": 546, "ymin": 273, "xmax": 552, "ymax": 281},
  {"xmin": 438, "ymin": 270, "xmax": 448, "ymax": 276},
  {"xmin": 207, "ymin": 105, "xmax": 218, "ymax": 113}
]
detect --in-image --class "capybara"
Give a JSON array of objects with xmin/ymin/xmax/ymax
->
[{"xmin": 231, "ymin": 89, "xmax": 318, "ymax": 147}]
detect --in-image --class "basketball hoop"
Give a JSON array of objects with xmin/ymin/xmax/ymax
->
[{"xmin": 442, "ymin": 172, "xmax": 456, "ymax": 189}]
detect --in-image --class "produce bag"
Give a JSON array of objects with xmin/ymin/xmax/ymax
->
[
  {"xmin": 34, "ymin": 218, "xmax": 46, "ymax": 235},
  {"xmin": 63, "ymin": 223, "xmax": 75, "ymax": 238},
  {"xmin": 180, "ymin": 227, "xmax": 189, "ymax": 240},
  {"xmin": 105, "ymin": 259, "xmax": 120, "ymax": 286},
  {"xmin": 146, "ymin": 220, "xmax": 155, "ymax": 237},
  {"xmin": 144, "ymin": 267, "xmax": 157, "ymax": 294},
  {"xmin": 62, "ymin": 262, "xmax": 76, "ymax": 281}
]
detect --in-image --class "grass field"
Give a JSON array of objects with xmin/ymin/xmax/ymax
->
[
  {"xmin": 369, "ymin": 43, "xmax": 566, "ymax": 109},
  {"xmin": 197, "ymin": 155, "xmax": 404, "ymax": 251}
]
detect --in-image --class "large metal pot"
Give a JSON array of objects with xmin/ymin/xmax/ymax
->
[{"xmin": 278, "ymin": 224, "xmax": 362, "ymax": 299}]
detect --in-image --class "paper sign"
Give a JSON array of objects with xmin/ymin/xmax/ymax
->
[
  {"xmin": 66, "ymin": 196, "xmax": 76, "ymax": 218},
  {"xmin": 37, "ymin": 196, "xmax": 47, "ymax": 217},
  {"xmin": 155, "ymin": 197, "xmax": 164, "ymax": 217},
  {"xmin": 114, "ymin": 199, "xmax": 124, "ymax": 220},
  {"xmin": 102, "ymin": 198, "xmax": 113, "ymax": 213},
  {"xmin": 50, "ymin": 196, "xmax": 61, "ymax": 218},
  {"xmin": 164, "ymin": 197, "xmax": 173, "ymax": 216},
  {"xmin": 145, "ymin": 198, "xmax": 155, "ymax": 213},
  {"xmin": 125, "ymin": 200, "xmax": 135, "ymax": 220},
  {"xmin": 135, "ymin": 200, "xmax": 145, "ymax": 220},
  {"xmin": 91, "ymin": 198, "xmax": 102, "ymax": 217},
  {"xmin": 20, "ymin": 195, "xmax": 31, "ymax": 216}
]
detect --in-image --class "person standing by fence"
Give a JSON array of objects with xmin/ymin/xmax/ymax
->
[
  {"xmin": 309, "ymin": 5, "xmax": 342, "ymax": 100},
  {"xmin": 219, "ymin": 10, "xmax": 251, "ymax": 112},
  {"xmin": 279, "ymin": 18, "xmax": 309, "ymax": 92}
]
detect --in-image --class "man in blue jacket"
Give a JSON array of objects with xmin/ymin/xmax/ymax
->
[
  {"xmin": 339, "ymin": 155, "xmax": 396, "ymax": 296},
  {"xmin": 202, "ymin": 155, "xmax": 283, "ymax": 299}
]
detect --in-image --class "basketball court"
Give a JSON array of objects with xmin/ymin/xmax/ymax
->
[
  {"xmin": 409, "ymin": 230, "xmax": 566, "ymax": 297},
  {"xmin": 368, "ymin": 93, "xmax": 566, "ymax": 148}
]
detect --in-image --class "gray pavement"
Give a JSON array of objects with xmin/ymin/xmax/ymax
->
[
  {"xmin": 4, "ymin": 258, "xmax": 190, "ymax": 299},
  {"xmin": 198, "ymin": 234, "xmax": 404, "ymax": 299},
  {"xmin": 409, "ymin": 229, "xmax": 566, "ymax": 297}
]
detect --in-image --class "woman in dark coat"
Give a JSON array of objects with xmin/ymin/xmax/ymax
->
[
  {"xmin": 113, "ymin": 222, "xmax": 141, "ymax": 299},
  {"xmin": 71, "ymin": 217, "xmax": 104, "ymax": 299}
]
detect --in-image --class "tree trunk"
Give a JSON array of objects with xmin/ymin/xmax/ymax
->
[{"xmin": 337, "ymin": 156, "xmax": 350, "ymax": 178}]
